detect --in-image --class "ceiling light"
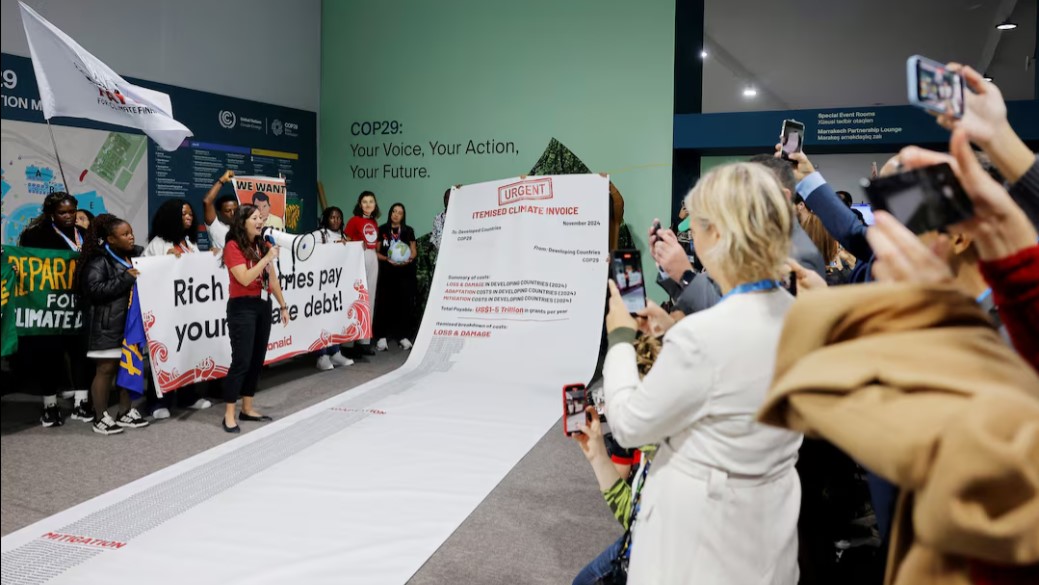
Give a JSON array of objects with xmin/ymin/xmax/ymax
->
[
  {"xmin": 995, "ymin": 20, "xmax": 1018, "ymax": 30},
  {"xmin": 742, "ymin": 86, "xmax": 757, "ymax": 98},
  {"xmin": 700, "ymin": 50, "xmax": 708, "ymax": 59}
]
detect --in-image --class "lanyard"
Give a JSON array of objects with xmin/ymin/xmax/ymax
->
[
  {"xmin": 619, "ymin": 458, "xmax": 653, "ymax": 561},
  {"xmin": 976, "ymin": 288, "xmax": 992, "ymax": 305},
  {"xmin": 52, "ymin": 223, "xmax": 82, "ymax": 251},
  {"xmin": 721, "ymin": 278, "xmax": 782, "ymax": 301},
  {"xmin": 390, "ymin": 226, "xmax": 401, "ymax": 242},
  {"xmin": 104, "ymin": 244, "xmax": 132, "ymax": 269},
  {"xmin": 176, "ymin": 240, "xmax": 193, "ymax": 255}
]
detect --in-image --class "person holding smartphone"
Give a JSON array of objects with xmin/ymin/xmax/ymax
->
[
  {"xmin": 603, "ymin": 163, "xmax": 802, "ymax": 584},
  {"xmin": 220, "ymin": 204, "xmax": 289, "ymax": 433}
]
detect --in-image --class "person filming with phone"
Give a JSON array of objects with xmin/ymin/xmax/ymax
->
[{"xmin": 602, "ymin": 162, "xmax": 803, "ymax": 584}]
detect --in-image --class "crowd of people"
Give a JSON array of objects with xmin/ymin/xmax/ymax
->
[
  {"xmin": 572, "ymin": 63, "xmax": 1038, "ymax": 585},
  {"xmin": 1, "ymin": 56, "xmax": 1035, "ymax": 584},
  {"xmin": 4, "ymin": 168, "xmax": 423, "ymax": 435}
]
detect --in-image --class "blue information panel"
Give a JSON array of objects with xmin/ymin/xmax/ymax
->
[
  {"xmin": 1, "ymin": 52, "xmax": 317, "ymax": 247},
  {"xmin": 674, "ymin": 101, "xmax": 1039, "ymax": 152}
]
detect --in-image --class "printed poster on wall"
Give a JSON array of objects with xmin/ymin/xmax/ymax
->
[
  {"xmin": 231, "ymin": 175, "xmax": 287, "ymax": 230},
  {"xmin": 132, "ymin": 242, "xmax": 369, "ymax": 393}
]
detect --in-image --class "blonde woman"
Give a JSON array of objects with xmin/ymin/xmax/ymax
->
[{"xmin": 604, "ymin": 163, "xmax": 802, "ymax": 584}]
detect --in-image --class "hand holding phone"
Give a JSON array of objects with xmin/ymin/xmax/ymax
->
[
  {"xmin": 780, "ymin": 119, "xmax": 805, "ymax": 161},
  {"xmin": 563, "ymin": 384, "xmax": 590, "ymax": 437},
  {"xmin": 907, "ymin": 55, "xmax": 964, "ymax": 118},
  {"xmin": 611, "ymin": 249, "xmax": 647, "ymax": 314}
]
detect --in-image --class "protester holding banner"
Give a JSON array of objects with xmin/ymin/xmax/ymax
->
[
  {"xmin": 77, "ymin": 214, "xmax": 150, "ymax": 435},
  {"xmin": 202, "ymin": 170, "xmax": 239, "ymax": 250},
  {"xmin": 344, "ymin": 191, "xmax": 380, "ymax": 357},
  {"xmin": 374, "ymin": 203, "xmax": 417, "ymax": 351},
  {"xmin": 313, "ymin": 206, "xmax": 346, "ymax": 244},
  {"xmin": 603, "ymin": 163, "xmax": 802, "ymax": 584},
  {"xmin": 220, "ymin": 205, "xmax": 289, "ymax": 433},
  {"xmin": 312, "ymin": 206, "xmax": 354, "ymax": 370},
  {"xmin": 145, "ymin": 199, "xmax": 201, "ymax": 257},
  {"xmin": 16, "ymin": 191, "xmax": 91, "ymax": 427},
  {"xmin": 144, "ymin": 199, "xmax": 213, "ymax": 417}
]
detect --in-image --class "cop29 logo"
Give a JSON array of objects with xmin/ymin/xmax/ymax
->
[
  {"xmin": 218, "ymin": 110, "xmax": 237, "ymax": 129},
  {"xmin": 271, "ymin": 119, "xmax": 283, "ymax": 136}
]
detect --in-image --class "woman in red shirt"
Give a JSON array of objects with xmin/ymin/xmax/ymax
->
[
  {"xmin": 220, "ymin": 204, "xmax": 289, "ymax": 433},
  {"xmin": 344, "ymin": 190, "xmax": 381, "ymax": 356}
]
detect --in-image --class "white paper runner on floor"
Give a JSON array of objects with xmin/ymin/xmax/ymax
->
[{"xmin": 0, "ymin": 174, "xmax": 608, "ymax": 585}]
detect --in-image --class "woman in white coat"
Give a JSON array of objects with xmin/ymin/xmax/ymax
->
[{"xmin": 604, "ymin": 162, "xmax": 803, "ymax": 584}]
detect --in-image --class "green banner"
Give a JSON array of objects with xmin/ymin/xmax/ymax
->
[
  {"xmin": 2, "ymin": 246, "xmax": 83, "ymax": 337},
  {"xmin": 1, "ymin": 260, "xmax": 17, "ymax": 356}
]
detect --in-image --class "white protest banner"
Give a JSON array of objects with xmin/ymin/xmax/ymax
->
[
  {"xmin": 19, "ymin": 2, "xmax": 192, "ymax": 151},
  {"xmin": 133, "ymin": 243, "xmax": 369, "ymax": 393},
  {"xmin": 232, "ymin": 176, "xmax": 287, "ymax": 229}
]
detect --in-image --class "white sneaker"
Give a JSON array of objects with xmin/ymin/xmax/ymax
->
[
  {"xmin": 92, "ymin": 413, "xmax": 124, "ymax": 435},
  {"xmin": 152, "ymin": 407, "xmax": 171, "ymax": 420},
  {"xmin": 399, "ymin": 338, "xmax": 413, "ymax": 350},
  {"xmin": 188, "ymin": 398, "xmax": 212, "ymax": 410},
  {"xmin": 376, "ymin": 338, "xmax": 388, "ymax": 351},
  {"xmin": 116, "ymin": 408, "xmax": 150, "ymax": 429},
  {"xmin": 330, "ymin": 353, "xmax": 354, "ymax": 367},
  {"xmin": 316, "ymin": 355, "xmax": 334, "ymax": 371}
]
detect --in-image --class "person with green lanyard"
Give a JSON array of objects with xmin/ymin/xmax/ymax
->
[{"xmin": 602, "ymin": 163, "xmax": 803, "ymax": 584}]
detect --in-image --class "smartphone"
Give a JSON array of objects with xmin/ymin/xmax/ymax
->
[
  {"xmin": 907, "ymin": 55, "xmax": 964, "ymax": 118},
  {"xmin": 611, "ymin": 249, "xmax": 647, "ymax": 314},
  {"xmin": 787, "ymin": 270, "xmax": 797, "ymax": 296},
  {"xmin": 563, "ymin": 383, "xmax": 590, "ymax": 436},
  {"xmin": 860, "ymin": 163, "xmax": 974, "ymax": 234},
  {"xmin": 780, "ymin": 119, "xmax": 805, "ymax": 160}
]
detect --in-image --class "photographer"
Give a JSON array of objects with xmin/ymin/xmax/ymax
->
[{"xmin": 651, "ymin": 154, "xmax": 826, "ymax": 315}]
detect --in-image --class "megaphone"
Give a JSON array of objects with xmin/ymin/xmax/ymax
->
[{"xmin": 261, "ymin": 227, "xmax": 316, "ymax": 270}]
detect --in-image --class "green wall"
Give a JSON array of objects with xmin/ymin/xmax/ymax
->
[{"xmin": 320, "ymin": 0, "xmax": 675, "ymax": 293}]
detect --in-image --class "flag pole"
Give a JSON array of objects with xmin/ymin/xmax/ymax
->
[{"xmin": 44, "ymin": 120, "xmax": 71, "ymax": 193}]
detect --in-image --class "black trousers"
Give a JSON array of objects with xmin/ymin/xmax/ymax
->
[
  {"xmin": 223, "ymin": 297, "xmax": 272, "ymax": 404},
  {"xmin": 16, "ymin": 334, "xmax": 91, "ymax": 396}
]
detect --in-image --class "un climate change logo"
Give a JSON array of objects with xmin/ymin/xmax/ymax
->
[
  {"xmin": 271, "ymin": 119, "xmax": 283, "ymax": 136},
  {"xmin": 218, "ymin": 110, "xmax": 237, "ymax": 129}
]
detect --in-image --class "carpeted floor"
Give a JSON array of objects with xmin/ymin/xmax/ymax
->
[{"xmin": 0, "ymin": 347, "xmax": 619, "ymax": 584}]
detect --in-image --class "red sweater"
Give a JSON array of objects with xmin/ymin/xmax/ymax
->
[{"xmin": 980, "ymin": 244, "xmax": 1039, "ymax": 373}]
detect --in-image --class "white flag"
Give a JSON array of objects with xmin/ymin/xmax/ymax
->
[{"xmin": 19, "ymin": 2, "xmax": 192, "ymax": 151}]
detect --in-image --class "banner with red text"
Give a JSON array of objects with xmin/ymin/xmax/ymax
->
[{"xmin": 132, "ymin": 242, "xmax": 368, "ymax": 394}]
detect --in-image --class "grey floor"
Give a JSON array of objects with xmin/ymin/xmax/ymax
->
[{"xmin": 0, "ymin": 347, "xmax": 619, "ymax": 584}]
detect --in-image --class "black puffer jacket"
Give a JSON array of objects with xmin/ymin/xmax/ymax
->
[{"xmin": 79, "ymin": 246, "xmax": 141, "ymax": 351}]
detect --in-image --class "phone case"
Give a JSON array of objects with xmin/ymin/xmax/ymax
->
[{"xmin": 563, "ymin": 383, "xmax": 587, "ymax": 436}]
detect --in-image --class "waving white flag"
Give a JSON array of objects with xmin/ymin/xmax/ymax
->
[{"xmin": 19, "ymin": 2, "xmax": 192, "ymax": 151}]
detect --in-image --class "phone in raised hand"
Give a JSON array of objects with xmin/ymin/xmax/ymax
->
[
  {"xmin": 907, "ymin": 55, "xmax": 964, "ymax": 118},
  {"xmin": 780, "ymin": 119, "xmax": 805, "ymax": 161}
]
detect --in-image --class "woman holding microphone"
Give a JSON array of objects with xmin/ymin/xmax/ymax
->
[{"xmin": 220, "ymin": 204, "xmax": 289, "ymax": 433}]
